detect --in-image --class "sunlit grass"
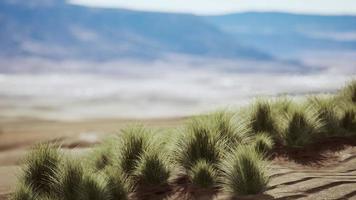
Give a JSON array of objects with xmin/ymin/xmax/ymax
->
[
  {"xmin": 57, "ymin": 157, "xmax": 84, "ymax": 200},
  {"xmin": 134, "ymin": 147, "xmax": 171, "ymax": 186},
  {"xmin": 339, "ymin": 79, "xmax": 356, "ymax": 104},
  {"xmin": 21, "ymin": 143, "xmax": 62, "ymax": 197},
  {"xmin": 248, "ymin": 100, "xmax": 278, "ymax": 136},
  {"xmin": 308, "ymin": 96, "xmax": 342, "ymax": 136},
  {"xmin": 117, "ymin": 125, "xmax": 151, "ymax": 175},
  {"xmin": 253, "ymin": 133, "xmax": 274, "ymax": 154},
  {"xmin": 279, "ymin": 104, "xmax": 323, "ymax": 148},
  {"xmin": 189, "ymin": 159, "xmax": 218, "ymax": 189},
  {"xmin": 11, "ymin": 183, "xmax": 37, "ymax": 200},
  {"xmin": 220, "ymin": 145, "xmax": 269, "ymax": 195},
  {"xmin": 78, "ymin": 174, "xmax": 110, "ymax": 200},
  {"xmin": 104, "ymin": 167, "xmax": 130, "ymax": 200},
  {"xmin": 174, "ymin": 117, "xmax": 225, "ymax": 171},
  {"xmin": 87, "ymin": 140, "xmax": 115, "ymax": 172}
]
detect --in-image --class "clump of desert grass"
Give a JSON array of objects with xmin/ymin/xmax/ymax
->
[
  {"xmin": 188, "ymin": 160, "xmax": 218, "ymax": 188},
  {"xmin": 248, "ymin": 100, "xmax": 278, "ymax": 136},
  {"xmin": 253, "ymin": 133, "xmax": 274, "ymax": 154},
  {"xmin": 57, "ymin": 157, "xmax": 84, "ymax": 200},
  {"xmin": 11, "ymin": 183, "xmax": 37, "ymax": 200},
  {"xmin": 279, "ymin": 104, "xmax": 323, "ymax": 148},
  {"xmin": 307, "ymin": 96, "xmax": 342, "ymax": 136},
  {"xmin": 86, "ymin": 139, "xmax": 115, "ymax": 172},
  {"xmin": 116, "ymin": 125, "xmax": 152, "ymax": 175},
  {"xmin": 220, "ymin": 145, "xmax": 269, "ymax": 195},
  {"xmin": 133, "ymin": 147, "xmax": 171, "ymax": 186},
  {"xmin": 339, "ymin": 79, "xmax": 356, "ymax": 104},
  {"xmin": 20, "ymin": 143, "xmax": 62, "ymax": 198},
  {"xmin": 78, "ymin": 174, "xmax": 110, "ymax": 200},
  {"xmin": 340, "ymin": 108, "xmax": 356, "ymax": 134},
  {"xmin": 174, "ymin": 117, "xmax": 225, "ymax": 171},
  {"xmin": 104, "ymin": 167, "xmax": 131, "ymax": 200},
  {"xmin": 208, "ymin": 111, "xmax": 248, "ymax": 145}
]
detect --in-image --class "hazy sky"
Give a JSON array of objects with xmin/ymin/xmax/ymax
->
[{"xmin": 69, "ymin": 0, "xmax": 356, "ymax": 15}]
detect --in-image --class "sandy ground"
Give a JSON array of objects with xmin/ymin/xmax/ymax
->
[{"xmin": 0, "ymin": 117, "xmax": 356, "ymax": 200}]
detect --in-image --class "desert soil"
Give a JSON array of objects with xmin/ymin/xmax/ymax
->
[{"xmin": 0, "ymin": 117, "xmax": 355, "ymax": 200}]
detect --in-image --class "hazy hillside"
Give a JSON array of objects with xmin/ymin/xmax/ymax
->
[
  {"xmin": 0, "ymin": 0, "xmax": 355, "ymax": 74},
  {"xmin": 205, "ymin": 12, "xmax": 356, "ymax": 58},
  {"xmin": 0, "ymin": 0, "xmax": 271, "ymax": 61}
]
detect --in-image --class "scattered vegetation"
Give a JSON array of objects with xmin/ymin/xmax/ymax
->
[{"xmin": 12, "ymin": 80, "xmax": 356, "ymax": 199}]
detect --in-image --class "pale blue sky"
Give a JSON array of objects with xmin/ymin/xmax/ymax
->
[{"xmin": 69, "ymin": 0, "xmax": 356, "ymax": 15}]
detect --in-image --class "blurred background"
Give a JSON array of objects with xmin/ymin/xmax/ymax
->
[{"xmin": 0, "ymin": 0, "xmax": 355, "ymax": 120}]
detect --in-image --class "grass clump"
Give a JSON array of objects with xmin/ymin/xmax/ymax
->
[
  {"xmin": 189, "ymin": 160, "xmax": 218, "ymax": 189},
  {"xmin": 117, "ymin": 125, "xmax": 151, "ymax": 175},
  {"xmin": 174, "ymin": 117, "xmax": 224, "ymax": 170},
  {"xmin": 11, "ymin": 184, "xmax": 37, "ymax": 200},
  {"xmin": 253, "ymin": 133, "xmax": 274, "ymax": 154},
  {"xmin": 280, "ymin": 105, "xmax": 322, "ymax": 148},
  {"xmin": 57, "ymin": 158, "xmax": 84, "ymax": 200},
  {"xmin": 340, "ymin": 109, "xmax": 356, "ymax": 134},
  {"xmin": 78, "ymin": 175, "xmax": 110, "ymax": 200},
  {"xmin": 220, "ymin": 146, "xmax": 269, "ymax": 195},
  {"xmin": 209, "ymin": 111, "xmax": 240, "ymax": 143},
  {"xmin": 88, "ymin": 140, "xmax": 115, "ymax": 172},
  {"xmin": 134, "ymin": 147, "xmax": 170, "ymax": 186},
  {"xmin": 308, "ymin": 96, "xmax": 341, "ymax": 136},
  {"xmin": 21, "ymin": 143, "xmax": 62, "ymax": 197},
  {"xmin": 340, "ymin": 80, "xmax": 356, "ymax": 104},
  {"xmin": 249, "ymin": 100, "xmax": 277, "ymax": 135},
  {"xmin": 104, "ymin": 167, "xmax": 130, "ymax": 200}
]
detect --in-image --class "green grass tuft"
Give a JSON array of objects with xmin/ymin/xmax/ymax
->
[
  {"xmin": 78, "ymin": 174, "xmax": 110, "ymax": 200},
  {"xmin": 57, "ymin": 157, "xmax": 84, "ymax": 200},
  {"xmin": 280, "ymin": 105, "xmax": 322, "ymax": 148},
  {"xmin": 308, "ymin": 96, "xmax": 341, "ymax": 136},
  {"xmin": 253, "ymin": 133, "xmax": 274, "ymax": 154},
  {"xmin": 11, "ymin": 184, "xmax": 37, "ymax": 200},
  {"xmin": 340, "ymin": 109, "xmax": 356, "ymax": 134},
  {"xmin": 21, "ymin": 143, "xmax": 62, "ymax": 197},
  {"xmin": 249, "ymin": 100, "xmax": 277, "ymax": 135},
  {"xmin": 134, "ymin": 148, "xmax": 170, "ymax": 186},
  {"xmin": 189, "ymin": 160, "xmax": 218, "ymax": 189},
  {"xmin": 220, "ymin": 146, "xmax": 269, "ymax": 195},
  {"xmin": 174, "ymin": 117, "xmax": 224, "ymax": 170},
  {"xmin": 117, "ymin": 125, "xmax": 151, "ymax": 175},
  {"xmin": 87, "ymin": 140, "xmax": 115, "ymax": 172},
  {"xmin": 340, "ymin": 80, "xmax": 356, "ymax": 104},
  {"xmin": 104, "ymin": 167, "xmax": 130, "ymax": 200}
]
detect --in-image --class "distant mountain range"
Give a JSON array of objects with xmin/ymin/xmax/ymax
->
[
  {"xmin": 205, "ymin": 12, "xmax": 356, "ymax": 58},
  {"xmin": 0, "ymin": 0, "xmax": 270, "ymax": 61},
  {"xmin": 0, "ymin": 0, "xmax": 355, "ymax": 71}
]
